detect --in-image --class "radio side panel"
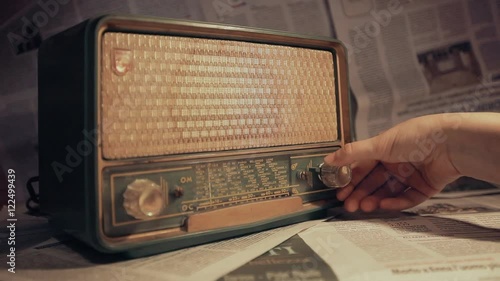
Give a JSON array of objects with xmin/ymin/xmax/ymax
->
[{"xmin": 38, "ymin": 19, "xmax": 98, "ymax": 243}]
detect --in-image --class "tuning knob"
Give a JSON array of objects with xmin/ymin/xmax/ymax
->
[
  {"xmin": 309, "ymin": 163, "xmax": 352, "ymax": 188},
  {"xmin": 123, "ymin": 179, "xmax": 164, "ymax": 219}
]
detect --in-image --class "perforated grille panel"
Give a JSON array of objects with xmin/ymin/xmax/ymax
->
[{"xmin": 101, "ymin": 32, "xmax": 338, "ymax": 159}]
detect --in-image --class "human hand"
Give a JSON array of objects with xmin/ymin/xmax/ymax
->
[{"xmin": 324, "ymin": 114, "xmax": 462, "ymax": 212}]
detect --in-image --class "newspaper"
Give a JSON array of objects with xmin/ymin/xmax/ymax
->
[
  {"xmin": 328, "ymin": 0, "xmax": 500, "ymax": 139},
  {"xmin": 127, "ymin": 0, "xmax": 203, "ymax": 21},
  {"xmin": 199, "ymin": 0, "xmax": 333, "ymax": 37},
  {"xmin": 220, "ymin": 234, "xmax": 339, "ymax": 281},
  {"xmin": 0, "ymin": 205, "xmax": 323, "ymax": 281},
  {"xmin": 299, "ymin": 194, "xmax": 500, "ymax": 281}
]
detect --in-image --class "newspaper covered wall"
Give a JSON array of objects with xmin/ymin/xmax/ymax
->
[
  {"xmin": 328, "ymin": 0, "xmax": 500, "ymax": 139},
  {"xmin": 199, "ymin": 0, "xmax": 333, "ymax": 37}
]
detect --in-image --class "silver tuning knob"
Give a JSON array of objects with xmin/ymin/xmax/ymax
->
[
  {"xmin": 123, "ymin": 179, "xmax": 165, "ymax": 219},
  {"xmin": 309, "ymin": 163, "xmax": 352, "ymax": 188}
]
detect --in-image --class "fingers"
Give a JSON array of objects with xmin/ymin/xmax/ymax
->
[
  {"xmin": 341, "ymin": 162, "xmax": 441, "ymax": 212},
  {"xmin": 336, "ymin": 183, "xmax": 355, "ymax": 202},
  {"xmin": 336, "ymin": 160, "xmax": 378, "ymax": 201},
  {"xmin": 389, "ymin": 164, "xmax": 438, "ymax": 199},
  {"xmin": 344, "ymin": 164, "xmax": 388, "ymax": 212},
  {"xmin": 379, "ymin": 167, "xmax": 440, "ymax": 210},
  {"xmin": 359, "ymin": 178, "xmax": 406, "ymax": 212},
  {"xmin": 379, "ymin": 188, "xmax": 429, "ymax": 210},
  {"xmin": 324, "ymin": 138, "xmax": 380, "ymax": 166},
  {"xmin": 324, "ymin": 123, "xmax": 445, "ymax": 211}
]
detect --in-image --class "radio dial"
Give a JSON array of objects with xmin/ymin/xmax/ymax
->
[
  {"xmin": 317, "ymin": 163, "xmax": 352, "ymax": 188},
  {"xmin": 123, "ymin": 179, "xmax": 165, "ymax": 219},
  {"xmin": 305, "ymin": 163, "xmax": 352, "ymax": 188}
]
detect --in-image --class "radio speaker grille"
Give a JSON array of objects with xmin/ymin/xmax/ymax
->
[{"xmin": 101, "ymin": 32, "xmax": 338, "ymax": 159}]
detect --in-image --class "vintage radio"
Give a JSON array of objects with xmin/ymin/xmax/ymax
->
[{"xmin": 38, "ymin": 15, "xmax": 352, "ymax": 257}]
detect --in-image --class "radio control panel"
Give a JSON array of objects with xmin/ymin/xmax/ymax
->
[{"xmin": 102, "ymin": 149, "xmax": 347, "ymax": 236}]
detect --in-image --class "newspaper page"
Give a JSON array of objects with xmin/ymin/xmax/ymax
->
[
  {"xmin": 199, "ymin": 0, "xmax": 333, "ymax": 37},
  {"xmin": 300, "ymin": 194, "xmax": 500, "ymax": 281},
  {"xmin": 0, "ymin": 205, "xmax": 323, "ymax": 281},
  {"xmin": 220, "ymin": 234, "xmax": 339, "ymax": 281},
  {"xmin": 328, "ymin": 0, "xmax": 500, "ymax": 139},
  {"xmin": 127, "ymin": 0, "xmax": 204, "ymax": 21}
]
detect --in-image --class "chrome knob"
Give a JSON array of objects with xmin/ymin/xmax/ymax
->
[
  {"xmin": 309, "ymin": 163, "xmax": 352, "ymax": 188},
  {"xmin": 318, "ymin": 163, "xmax": 352, "ymax": 188},
  {"xmin": 123, "ymin": 179, "xmax": 164, "ymax": 219}
]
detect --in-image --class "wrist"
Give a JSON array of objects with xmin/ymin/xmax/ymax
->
[
  {"xmin": 437, "ymin": 113, "xmax": 464, "ymax": 178},
  {"xmin": 438, "ymin": 112, "xmax": 500, "ymax": 183}
]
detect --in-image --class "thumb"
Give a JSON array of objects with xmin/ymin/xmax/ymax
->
[{"xmin": 323, "ymin": 138, "xmax": 380, "ymax": 166}]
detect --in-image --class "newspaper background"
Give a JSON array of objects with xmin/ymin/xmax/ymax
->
[
  {"xmin": 327, "ymin": 0, "xmax": 500, "ymax": 139},
  {"xmin": 219, "ymin": 234, "xmax": 339, "ymax": 281},
  {"xmin": 300, "ymin": 193, "xmax": 500, "ymax": 281}
]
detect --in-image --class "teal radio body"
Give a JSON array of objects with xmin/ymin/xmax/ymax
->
[{"xmin": 38, "ymin": 15, "xmax": 352, "ymax": 257}]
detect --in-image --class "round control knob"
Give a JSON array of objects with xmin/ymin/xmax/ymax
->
[
  {"xmin": 318, "ymin": 163, "xmax": 352, "ymax": 188},
  {"xmin": 123, "ymin": 179, "xmax": 164, "ymax": 219}
]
